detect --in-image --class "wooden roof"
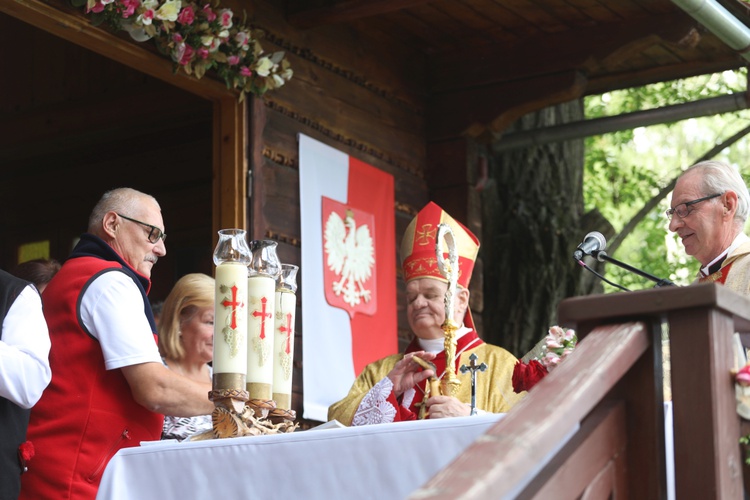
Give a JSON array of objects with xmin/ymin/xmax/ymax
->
[{"xmin": 285, "ymin": 0, "xmax": 750, "ymax": 138}]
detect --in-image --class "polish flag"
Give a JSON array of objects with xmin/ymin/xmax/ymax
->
[{"xmin": 299, "ymin": 134, "xmax": 397, "ymax": 422}]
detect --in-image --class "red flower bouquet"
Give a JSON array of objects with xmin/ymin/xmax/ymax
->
[
  {"xmin": 512, "ymin": 326, "xmax": 577, "ymax": 393},
  {"xmin": 512, "ymin": 359, "xmax": 547, "ymax": 393}
]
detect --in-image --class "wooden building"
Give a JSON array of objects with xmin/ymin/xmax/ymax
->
[{"xmin": 2, "ymin": 0, "xmax": 749, "ymax": 427}]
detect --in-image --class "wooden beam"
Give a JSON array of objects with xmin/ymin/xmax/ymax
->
[
  {"xmin": 429, "ymin": 12, "xmax": 699, "ymax": 94},
  {"xmin": 587, "ymin": 57, "xmax": 746, "ymax": 96},
  {"xmin": 249, "ymin": 95, "xmax": 268, "ymax": 240},
  {"xmin": 427, "ymin": 71, "xmax": 587, "ymax": 141},
  {"xmin": 213, "ymin": 97, "xmax": 247, "ymax": 233},
  {"xmin": 286, "ymin": 0, "xmax": 431, "ymax": 29}
]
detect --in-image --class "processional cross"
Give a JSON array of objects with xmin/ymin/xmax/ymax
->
[{"xmin": 460, "ymin": 353, "xmax": 487, "ymax": 416}]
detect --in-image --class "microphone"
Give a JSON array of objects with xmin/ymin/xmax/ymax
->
[{"xmin": 573, "ymin": 231, "xmax": 606, "ymax": 261}]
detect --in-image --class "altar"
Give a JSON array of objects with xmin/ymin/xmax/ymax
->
[{"xmin": 96, "ymin": 414, "xmax": 504, "ymax": 500}]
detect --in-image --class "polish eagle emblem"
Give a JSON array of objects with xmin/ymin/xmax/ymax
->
[{"xmin": 324, "ymin": 208, "xmax": 375, "ymax": 308}]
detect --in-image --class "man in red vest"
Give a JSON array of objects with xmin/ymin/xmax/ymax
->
[{"xmin": 21, "ymin": 188, "xmax": 214, "ymax": 500}]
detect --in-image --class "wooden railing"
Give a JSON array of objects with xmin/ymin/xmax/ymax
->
[{"xmin": 411, "ymin": 282, "xmax": 750, "ymax": 499}]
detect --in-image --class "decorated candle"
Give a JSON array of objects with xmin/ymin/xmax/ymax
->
[
  {"xmin": 212, "ymin": 229, "xmax": 251, "ymax": 392},
  {"xmin": 273, "ymin": 264, "xmax": 298, "ymax": 410},
  {"xmin": 246, "ymin": 240, "xmax": 281, "ymax": 400}
]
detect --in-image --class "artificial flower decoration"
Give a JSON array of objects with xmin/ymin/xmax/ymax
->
[
  {"xmin": 512, "ymin": 325, "xmax": 577, "ymax": 393},
  {"xmin": 737, "ymin": 364, "xmax": 750, "ymax": 387},
  {"xmin": 18, "ymin": 440, "xmax": 35, "ymax": 473},
  {"xmin": 71, "ymin": 0, "xmax": 293, "ymax": 100}
]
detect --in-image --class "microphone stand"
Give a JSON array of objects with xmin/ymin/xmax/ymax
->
[{"xmin": 592, "ymin": 251, "xmax": 676, "ymax": 288}]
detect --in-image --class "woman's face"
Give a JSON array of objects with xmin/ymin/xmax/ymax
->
[{"xmin": 180, "ymin": 306, "xmax": 214, "ymax": 364}]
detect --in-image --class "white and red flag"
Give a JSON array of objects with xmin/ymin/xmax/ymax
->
[{"xmin": 299, "ymin": 134, "xmax": 397, "ymax": 422}]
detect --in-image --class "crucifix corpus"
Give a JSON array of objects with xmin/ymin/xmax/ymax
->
[{"xmin": 460, "ymin": 353, "xmax": 487, "ymax": 415}]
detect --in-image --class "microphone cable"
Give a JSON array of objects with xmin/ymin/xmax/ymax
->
[{"xmin": 575, "ymin": 258, "xmax": 630, "ymax": 292}]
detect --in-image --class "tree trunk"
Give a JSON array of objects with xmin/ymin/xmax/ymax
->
[{"xmin": 482, "ymin": 100, "xmax": 605, "ymax": 357}]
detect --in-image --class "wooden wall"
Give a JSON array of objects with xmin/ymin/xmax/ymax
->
[
  {"xmin": 0, "ymin": 1, "xmax": 460, "ymax": 424},
  {"xmin": 236, "ymin": 2, "xmax": 435, "ymax": 421},
  {"xmin": 0, "ymin": 12, "xmax": 215, "ymax": 301}
]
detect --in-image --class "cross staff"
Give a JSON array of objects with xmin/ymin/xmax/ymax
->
[
  {"xmin": 436, "ymin": 222, "xmax": 460, "ymax": 396},
  {"xmin": 460, "ymin": 353, "xmax": 487, "ymax": 416}
]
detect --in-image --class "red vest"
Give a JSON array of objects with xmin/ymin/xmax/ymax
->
[{"xmin": 21, "ymin": 255, "xmax": 164, "ymax": 500}]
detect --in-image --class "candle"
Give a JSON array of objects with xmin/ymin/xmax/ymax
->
[
  {"xmin": 273, "ymin": 264, "xmax": 298, "ymax": 410},
  {"xmin": 212, "ymin": 228, "xmax": 252, "ymax": 394},
  {"xmin": 214, "ymin": 262, "xmax": 249, "ymax": 375},
  {"xmin": 246, "ymin": 275, "xmax": 276, "ymax": 399}
]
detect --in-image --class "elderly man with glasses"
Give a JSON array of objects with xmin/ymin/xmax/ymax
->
[
  {"xmin": 668, "ymin": 160, "xmax": 750, "ymax": 289},
  {"xmin": 21, "ymin": 188, "xmax": 214, "ymax": 500}
]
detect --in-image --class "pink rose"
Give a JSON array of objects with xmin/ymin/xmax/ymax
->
[
  {"xmin": 120, "ymin": 0, "xmax": 139, "ymax": 17},
  {"xmin": 240, "ymin": 66, "xmax": 253, "ymax": 77},
  {"xmin": 228, "ymin": 55, "xmax": 240, "ymax": 66},
  {"xmin": 177, "ymin": 5, "xmax": 195, "ymax": 25},
  {"xmin": 738, "ymin": 365, "xmax": 750, "ymax": 387},
  {"xmin": 218, "ymin": 9, "xmax": 233, "ymax": 28},
  {"xmin": 88, "ymin": 1, "xmax": 105, "ymax": 13},
  {"xmin": 197, "ymin": 47, "xmax": 209, "ymax": 60},
  {"xmin": 179, "ymin": 45, "xmax": 195, "ymax": 66},
  {"xmin": 202, "ymin": 4, "xmax": 216, "ymax": 22}
]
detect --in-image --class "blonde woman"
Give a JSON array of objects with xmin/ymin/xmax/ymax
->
[{"xmin": 158, "ymin": 273, "xmax": 215, "ymax": 440}]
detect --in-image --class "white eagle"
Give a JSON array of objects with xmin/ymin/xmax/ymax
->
[{"xmin": 324, "ymin": 209, "xmax": 375, "ymax": 308}]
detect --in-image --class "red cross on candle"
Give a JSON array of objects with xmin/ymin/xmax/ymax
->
[
  {"xmin": 221, "ymin": 285, "xmax": 244, "ymax": 329},
  {"xmin": 279, "ymin": 312, "xmax": 293, "ymax": 354},
  {"xmin": 252, "ymin": 297, "xmax": 272, "ymax": 339}
]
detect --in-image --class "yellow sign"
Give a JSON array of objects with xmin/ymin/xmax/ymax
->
[{"xmin": 18, "ymin": 241, "xmax": 50, "ymax": 263}]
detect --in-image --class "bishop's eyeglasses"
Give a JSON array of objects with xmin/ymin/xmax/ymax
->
[
  {"xmin": 116, "ymin": 213, "xmax": 167, "ymax": 243},
  {"xmin": 665, "ymin": 193, "xmax": 722, "ymax": 220}
]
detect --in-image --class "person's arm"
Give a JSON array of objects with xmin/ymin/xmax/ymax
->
[
  {"xmin": 0, "ymin": 285, "xmax": 51, "ymax": 408},
  {"xmin": 328, "ymin": 351, "xmax": 436, "ymax": 425},
  {"xmin": 386, "ymin": 351, "xmax": 436, "ymax": 397},
  {"xmin": 82, "ymin": 271, "xmax": 213, "ymax": 417},
  {"xmin": 121, "ymin": 362, "xmax": 214, "ymax": 416},
  {"xmin": 424, "ymin": 395, "xmax": 471, "ymax": 418}
]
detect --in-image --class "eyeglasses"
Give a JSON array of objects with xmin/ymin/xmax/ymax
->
[
  {"xmin": 116, "ymin": 213, "xmax": 167, "ymax": 244},
  {"xmin": 665, "ymin": 193, "xmax": 722, "ymax": 220}
]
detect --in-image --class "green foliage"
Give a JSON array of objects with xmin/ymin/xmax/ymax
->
[
  {"xmin": 740, "ymin": 434, "xmax": 750, "ymax": 465},
  {"xmin": 584, "ymin": 69, "xmax": 750, "ymax": 290}
]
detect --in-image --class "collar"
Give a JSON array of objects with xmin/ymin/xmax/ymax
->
[
  {"xmin": 418, "ymin": 326, "xmax": 471, "ymax": 353},
  {"xmin": 700, "ymin": 232, "xmax": 749, "ymax": 277},
  {"xmin": 70, "ymin": 233, "xmax": 152, "ymax": 295}
]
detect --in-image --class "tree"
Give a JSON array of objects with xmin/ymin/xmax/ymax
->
[
  {"xmin": 482, "ymin": 100, "xmax": 599, "ymax": 357},
  {"xmin": 483, "ymin": 69, "xmax": 750, "ymax": 357},
  {"xmin": 584, "ymin": 70, "xmax": 750, "ymax": 290}
]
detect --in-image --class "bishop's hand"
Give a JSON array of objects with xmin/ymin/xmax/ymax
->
[
  {"xmin": 387, "ymin": 351, "xmax": 436, "ymax": 397},
  {"xmin": 425, "ymin": 395, "xmax": 471, "ymax": 418}
]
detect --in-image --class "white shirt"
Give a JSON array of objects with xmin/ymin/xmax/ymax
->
[
  {"xmin": 80, "ymin": 271, "xmax": 162, "ymax": 371},
  {"xmin": 0, "ymin": 285, "xmax": 52, "ymax": 408}
]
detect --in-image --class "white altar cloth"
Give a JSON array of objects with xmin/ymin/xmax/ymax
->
[{"xmin": 96, "ymin": 414, "xmax": 504, "ymax": 500}]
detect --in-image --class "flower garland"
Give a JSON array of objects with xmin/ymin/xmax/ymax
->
[
  {"xmin": 512, "ymin": 325, "xmax": 577, "ymax": 393},
  {"xmin": 72, "ymin": 0, "xmax": 293, "ymax": 100}
]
